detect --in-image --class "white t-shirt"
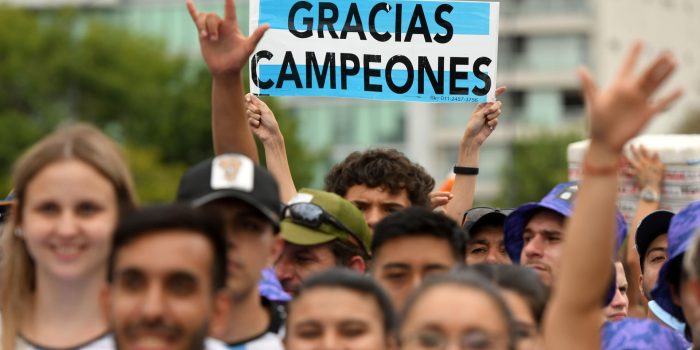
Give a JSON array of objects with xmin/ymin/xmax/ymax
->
[
  {"xmin": 17, "ymin": 333, "xmax": 115, "ymax": 350},
  {"xmin": 16, "ymin": 334, "xmax": 227, "ymax": 350},
  {"xmin": 226, "ymin": 332, "xmax": 284, "ymax": 350}
]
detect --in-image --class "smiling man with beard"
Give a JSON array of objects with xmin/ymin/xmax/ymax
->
[{"xmin": 103, "ymin": 204, "xmax": 229, "ymax": 350}]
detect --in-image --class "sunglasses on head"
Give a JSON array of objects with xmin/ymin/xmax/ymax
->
[
  {"xmin": 284, "ymin": 202, "xmax": 369, "ymax": 255},
  {"xmin": 461, "ymin": 207, "xmax": 514, "ymax": 226}
]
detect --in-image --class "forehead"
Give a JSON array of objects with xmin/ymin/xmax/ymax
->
[
  {"xmin": 344, "ymin": 185, "xmax": 410, "ymax": 205},
  {"xmin": 290, "ymin": 287, "xmax": 381, "ymax": 322},
  {"xmin": 26, "ymin": 159, "xmax": 115, "ymax": 200},
  {"xmin": 470, "ymin": 227, "xmax": 505, "ymax": 242},
  {"xmin": 115, "ymin": 230, "xmax": 213, "ymax": 280},
  {"xmin": 404, "ymin": 285, "xmax": 506, "ymax": 331},
  {"xmin": 375, "ymin": 235, "xmax": 456, "ymax": 266},
  {"xmin": 525, "ymin": 210, "xmax": 565, "ymax": 232},
  {"xmin": 648, "ymin": 234, "xmax": 668, "ymax": 250}
]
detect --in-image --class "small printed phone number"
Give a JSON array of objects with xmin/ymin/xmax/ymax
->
[{"xmin": 430, "ymin": 96, "xmax": 483, "ymax": 103}]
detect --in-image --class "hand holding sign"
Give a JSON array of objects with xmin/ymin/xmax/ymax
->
[
  {"xmin": 579, "ymin": 42, "xmax": 683, "ymax": 154},
  {"xmin": 461, "ymin": 86, "xmax": 505, "ymax": 150},
  {"xmin": 187, "ymin": 0, "xmax": 269, "ymax": 76},
  {"xmin": 245, "ymin": 93, "xmax": 282, "ymax": 144}
]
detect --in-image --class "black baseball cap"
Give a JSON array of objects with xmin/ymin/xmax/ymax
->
[
  {"xmin": 635, "ymin": 210, "xmax": 674, "ymax": 269},
  {"xmin": 176, "ymin": 153, "xmax": 281, "ymax": 231},
  {"xmin": 462, "ymin": 207, "xmax": 513, "ymax": 237}
]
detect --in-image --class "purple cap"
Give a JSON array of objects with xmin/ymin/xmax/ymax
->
[
  {"xmin": 504, "ymin": 181, "xmax": 628, "ymax": 263},
  {"xmin": 651, "ymin": 200, "xmax": 700, "ymax": 321},
  {"xmin": 602, "ymin": 317, "xmax": 690, "ymax": 349}
]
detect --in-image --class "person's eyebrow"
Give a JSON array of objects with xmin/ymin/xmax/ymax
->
[
  {"xmin": 382, "ymin": 262, "xmax": 411, "ymax": 270},
  {"xmin": 468, "ymin": 239, "xmax": 490, "ymax": 245},
  {"xmin": 646, "ymin": 246, "xmax": 667, "ymax": 256}
]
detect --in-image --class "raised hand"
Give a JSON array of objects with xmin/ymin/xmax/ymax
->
[
  {"xmin": 626, "ymin": 144, "xmax": 664, "ymax": 189},
  {"xmin": 579, "ymin": 42, "xmax": 683, "ymax": 153},
  {"xmin": 187, "ymin": 0, "xmax": 269, "ymax": 76},
  {"xmin": 461, "ymin": 86, "xmax": 506, "ymax": 149},
  {"xmin": 429, "ymin": 191, "xmax": 454, "ymax": 209},
  {"xmin": 246, "ymin": 93, "xmax": 282, "ymax": 144}
]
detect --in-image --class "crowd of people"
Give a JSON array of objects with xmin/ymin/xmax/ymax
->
[{"xmin": 0, "ymin": 0, "xmax": 696, "ymax": 349}]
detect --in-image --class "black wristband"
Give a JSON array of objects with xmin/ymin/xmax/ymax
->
[{"xmin": 453, "ymin": 166, "xmax": 479, "ymax": 175}]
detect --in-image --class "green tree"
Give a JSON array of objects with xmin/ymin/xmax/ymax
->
[
  {"xmin": 493, "ymin": 131, "xmax": 584, "ymax": 208},
  {"xmin": 0, "ymin": 6, "xmax": 317, "ymax": 202}
]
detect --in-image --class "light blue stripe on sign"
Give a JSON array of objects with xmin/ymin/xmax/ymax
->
[
  {"xmin": 254, "ymin": 64, "xmax": 489, "ymax": 103},
  {"xmin": 259, "ymin": 0, "xmax": 490, "ymax": 37}
]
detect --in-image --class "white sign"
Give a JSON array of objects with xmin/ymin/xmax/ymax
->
[{"xmin": 249, "ymin": 0, "xmax": 500, "ymax": 103}]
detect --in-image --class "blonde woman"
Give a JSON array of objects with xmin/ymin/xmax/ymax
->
[{"xmin": 0, "ymin": 123, "xmax": 138, "ymax": 349}]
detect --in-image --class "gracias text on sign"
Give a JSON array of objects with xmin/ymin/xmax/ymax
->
[{"xmin": 249, "ymin": 0, "xmax": 500, "ymax": 103}]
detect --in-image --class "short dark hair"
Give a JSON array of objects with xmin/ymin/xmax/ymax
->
[
  {"xmin": 372, "ymin": 207, "xmax": 466, "ymax": 262},
  {"xmin": 291, "ymin": 268, "xmax": 397, "ymax": 336},
  {"xmin": 467, "ymin": 264, "xmax": 549, "ymax": 327},
  {"xmin": 107, "ymin": 204, "xmax": 228, "ymax": 291},
  {"xmin": 400, "ymin": 271, "xmax": 517, "ymax": 350},
  {"xmin": 329, "ymin": 239, "xmax": 369, "ymax": 265},
  {"xmin": 324, "ymin": 149, "xmax": 435, "ymax": 207}
]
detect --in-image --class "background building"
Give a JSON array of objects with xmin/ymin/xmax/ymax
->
[{"xmin": 7, "ymin": 0, "xmax": 697, "ymax": 202}]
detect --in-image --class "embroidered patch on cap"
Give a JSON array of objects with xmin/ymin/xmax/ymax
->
[
  {"xmin": 557, "ymin": 184, "xmax": 578, "ymax": 202},
  {"xmin": 288, "ymin": 193, "xmax": 314, "ymax": 205},
  {"xmin": 211, "ymin": 154, "xmax": 254, "ymax": 192}
]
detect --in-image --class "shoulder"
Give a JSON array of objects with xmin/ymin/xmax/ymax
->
[{"xmin": 602, "ymin": 318, "xmax": 690, "ymax": 350}]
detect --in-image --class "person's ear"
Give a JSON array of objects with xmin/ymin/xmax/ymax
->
[
  {"xmin": 348, "ymin": 255, "xmax": 366, "ymax": 274},
  {"xmin": 267, "ymin": 236, "xmax": 284, "ymax": 266}
]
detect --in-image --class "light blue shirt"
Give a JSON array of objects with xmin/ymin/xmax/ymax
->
[{"xmin": 648, "ymin": 299, "xmax": 686, "ymax": 333}]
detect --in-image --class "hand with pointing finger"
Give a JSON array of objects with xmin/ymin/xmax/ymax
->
[{"xmin": 187, "ymin": 0, "xmax": 269, "ymax": 76}]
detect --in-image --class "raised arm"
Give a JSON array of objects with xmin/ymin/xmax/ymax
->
[
  {"xmin": 246, "ymin": 93, "xmax": 297, "ymax": 202},
  {"xmin": 443, "ymin": 86, "xmax": 505, "ymax": 223},
  {"xmin": 544, "ymin": 42, "xmax": 682, "ymax": 350},
  {"xmin": 187, "ymin": 0, "xmax": 268, "ymax": 161},
  {"xmin": 623, "ymin": 145, "xmax": 664, "ymax": 317}
]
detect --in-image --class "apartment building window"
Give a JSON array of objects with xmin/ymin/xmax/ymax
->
[
  {"xmin": 562, "ymin": 90, "xmax": 584, "ymax": 118},
  {"xmin": 513, "ymin": 36, "xmax": 527, "ymax": 55},
  {"xmin": 502, "ymin": 90, "xmax": 525, "ymax": 120}
]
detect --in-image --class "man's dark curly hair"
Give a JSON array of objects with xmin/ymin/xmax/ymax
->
[{"xmin": 324, "ymin": 148, "xmax": 435, "ymax": 207}]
